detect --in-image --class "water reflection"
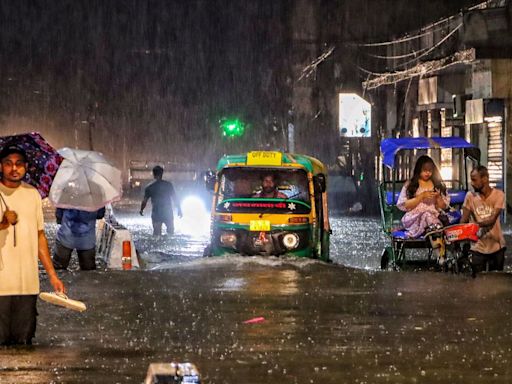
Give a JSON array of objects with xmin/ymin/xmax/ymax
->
[
  {"xmin": 2, "ymin": 259, "xmax": 512, "ymax": 383},
  {"xmin": 2, "ymin": 207, "xmax": 508, "ymax": 383}
]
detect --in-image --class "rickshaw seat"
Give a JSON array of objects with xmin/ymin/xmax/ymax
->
[
  {"xmin": 391, "ymin": 228, "xmax": 430, "ymax": 241},
  {"xmin": 386, "ymin": 189, "xmax": 467, "ymax": 206},
  {"xmin": 445, "ymin": 209, "xmax": 462, "ymax": 224},
  {"xmin": 391, "ymin": 209, "xmax": 462, "ymax": 240},
  {"xmin": 391, "ymin": 229, "xmax": 412, "ymax": 240},
  {"xmin": 447, "ymin": 190, "xmax": 466, "ymax": 205}
]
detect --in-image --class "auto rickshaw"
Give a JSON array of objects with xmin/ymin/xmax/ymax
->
[
  {"xmin": 378, "ymin": 137, "xmax": 480, "ymax": 270},
  {"xmin": 204, "ymin": 151, "xmax": 330, "ymax": 261}
]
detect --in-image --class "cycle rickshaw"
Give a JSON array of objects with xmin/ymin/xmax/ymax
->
[{"xmin": 378, "ymin": 137, "xmax": 480, "ymax": 271}]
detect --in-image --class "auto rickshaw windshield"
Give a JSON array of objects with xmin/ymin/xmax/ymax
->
[{"xmin": 218, "ymin": 167, "xmax": 310, "ymax": 204}]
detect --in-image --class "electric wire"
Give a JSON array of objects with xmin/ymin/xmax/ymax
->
[
  {"xmin": 396, "ymin": 23, "xmax": 462, "ymax": 68},
  {"xmin": 358, "ymin": 0, "xmax": 501, "ymax": 49}
]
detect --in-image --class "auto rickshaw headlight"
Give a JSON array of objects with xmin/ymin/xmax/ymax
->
[
  {"xmin": 282, "ymin": 233, "xmax": 299, "ymax": 250},
  {"xmin": 220, "ymin": 232, "xmax": 237, "ymax": 247}
]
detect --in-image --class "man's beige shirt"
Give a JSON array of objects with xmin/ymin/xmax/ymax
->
[
  {"xmin": 0, "ymin": 182, "xmax": 44, "ymax": 295},
  {"xmin": 463, "ymin": 188, "xmax": 506, "ymax": 254}
]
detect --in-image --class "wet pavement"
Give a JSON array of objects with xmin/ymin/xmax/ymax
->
[{"xmin": 1, "ymin": 203, "xmax": 512, "ymax": 383}]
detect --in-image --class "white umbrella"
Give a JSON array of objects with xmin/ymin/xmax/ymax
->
[{"xmin": 49, "ymin": 148, "xmax": 122, "ymax": 212}]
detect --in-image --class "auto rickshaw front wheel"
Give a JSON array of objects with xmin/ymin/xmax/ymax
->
[
  {"xmin": 321, "ymin": 231, "xmax": 331, "ymax": 262},
  {"xmin": 203, "ymin": 244, "xmax": 212, "ymax": 257}
]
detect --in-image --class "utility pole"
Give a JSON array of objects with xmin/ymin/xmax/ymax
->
[
  {"xmin": 287, "ymin": 110, "xmax": 295, "ymax": 153},
  {"xmin": 86, "ymin": 102, "xmax": 98, "ymax": 151}
]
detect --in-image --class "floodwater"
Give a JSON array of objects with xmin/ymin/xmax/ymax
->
[{"xmin": 1, "ymin": 201, "xmax": 512, "ymax": 383}]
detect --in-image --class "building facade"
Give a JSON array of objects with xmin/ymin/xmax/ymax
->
[{"xmin": 362, "ymin": 0, "xmax": 512, "ymax": 211}]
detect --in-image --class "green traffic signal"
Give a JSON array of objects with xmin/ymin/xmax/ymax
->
[{"xmin": 221, "ymin": 118, "xmax": 245, "ymax": 137}]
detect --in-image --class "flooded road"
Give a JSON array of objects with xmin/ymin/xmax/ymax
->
[{"xmin": 1, "ymin": 205, "xmax": 512, "ymax": 383}]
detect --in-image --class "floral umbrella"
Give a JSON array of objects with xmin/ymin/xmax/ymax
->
[{"xmin": 0, "ymin": 132, "xmax": 63, "ymax": 198}]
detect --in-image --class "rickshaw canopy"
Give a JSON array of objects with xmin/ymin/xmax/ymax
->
[{"xmin": 381, "ymin": 137, "xmax": 480, "ymax": 169}]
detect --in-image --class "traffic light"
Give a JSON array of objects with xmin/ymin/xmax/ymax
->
[{"xmin": 220, "ymin": 118, "xmax": 245, "ymax": 137}]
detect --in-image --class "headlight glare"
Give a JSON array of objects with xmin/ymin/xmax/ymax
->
[
  {"xmin": 282, "ymin": 233, "xmax": 299, "ymax": 249},
  {"xmin": 220, "ymin": 232, "xmax": 237, "ymax": 247}
]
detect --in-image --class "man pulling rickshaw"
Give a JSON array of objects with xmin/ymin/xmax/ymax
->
[{"xmin": 461, "ymin": 165, "xmax": 506, "ymax": 273}]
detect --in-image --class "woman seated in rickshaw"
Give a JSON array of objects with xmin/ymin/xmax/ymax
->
[{"xmin": 397, "ymin": 155, "xmax": 450, "ymax": 238}]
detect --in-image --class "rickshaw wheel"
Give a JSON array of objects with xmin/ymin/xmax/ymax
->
[
  {"xmin": 456, "ymin": 256, "xmax": 474, "ymax": 276},
  {"xmin": 380, "ymin": 249, "xmax": 390, "ymax": 270},
  {"xmin": 445, "ymin": 258, "xmax": 457, "ymax": 274}
]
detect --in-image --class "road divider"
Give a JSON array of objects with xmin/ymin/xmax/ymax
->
[{"xmin": 97, "ymin": 219, "xmax": 139, "ymax": 269}]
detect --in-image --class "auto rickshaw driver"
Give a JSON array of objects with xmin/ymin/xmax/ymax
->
[{"xmin": 252, "ymin": 173, "xmax": 287, "ymax": 199}]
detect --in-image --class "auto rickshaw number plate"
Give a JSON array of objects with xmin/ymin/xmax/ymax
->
[{"xmin": 249, "ymin": 220, "xmax": 271, "ymax": 231}]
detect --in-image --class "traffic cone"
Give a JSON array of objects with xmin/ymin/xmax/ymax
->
[{"xmin": 122, "ymin": 240, "xmax": 132, "ymax": 270}]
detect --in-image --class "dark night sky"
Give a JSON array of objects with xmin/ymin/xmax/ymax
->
[{"xmin": 0, "ymin": 0, "xmax": 482, "ymax": 172}]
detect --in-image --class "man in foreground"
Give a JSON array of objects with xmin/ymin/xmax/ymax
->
[{"xmin": 0, "ymin": 146, "xmax": 65, "ymax": 346}]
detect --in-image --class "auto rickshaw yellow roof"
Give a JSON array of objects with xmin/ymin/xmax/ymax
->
[{"xmin": 216, "ymin": 151, "xmax": 326, "ymax": 175}]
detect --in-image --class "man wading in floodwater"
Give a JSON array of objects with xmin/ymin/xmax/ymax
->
[
  {"xmin": 140, "ymin": 166, "xmax": 182, "ymax": 236},
  {"xmin": 461, "ymin": 165, "xmax": 506, "ymax": 272}
]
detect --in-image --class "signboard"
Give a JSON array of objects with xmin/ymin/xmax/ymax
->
[
  {"xmin": 247, "ymin": 151, "xmax": 282, "ymax": 166},
  {"xmin": 217, "ymin": 199, "xmax": 311, "ymax": 214},
  {"xmin": 418, "ymin": 77, "xmax": 438, "ymax": 105},
  {"xmin": 465, "ymin": 99, "xmax": 484, "ymax": 124},
  {"xmin": 338, "ymin": 93, "xmax": 371, "ymax": 137}
]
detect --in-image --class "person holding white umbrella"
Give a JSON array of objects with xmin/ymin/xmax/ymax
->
[
  {"xmin": 53, "ymin": 207, "xmax": 106, "ymax": 271},
  {"xmin": 49, "ymin": 148, "xmax": 122, "ymax": 270}
]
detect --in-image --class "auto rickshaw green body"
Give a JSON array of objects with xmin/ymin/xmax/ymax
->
[{"xmin": 205, "ymin": 151, "xmax": 330, "ymax": 261}]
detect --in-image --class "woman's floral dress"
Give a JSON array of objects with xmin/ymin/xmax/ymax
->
[{"xmin": 397, "ymin": 183, "xmax": 450, "ymax": 238}]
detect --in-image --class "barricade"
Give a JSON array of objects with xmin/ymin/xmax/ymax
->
[{"xmin": 97, "ymin": 219, "xmax": 139, "ymax": 269}]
